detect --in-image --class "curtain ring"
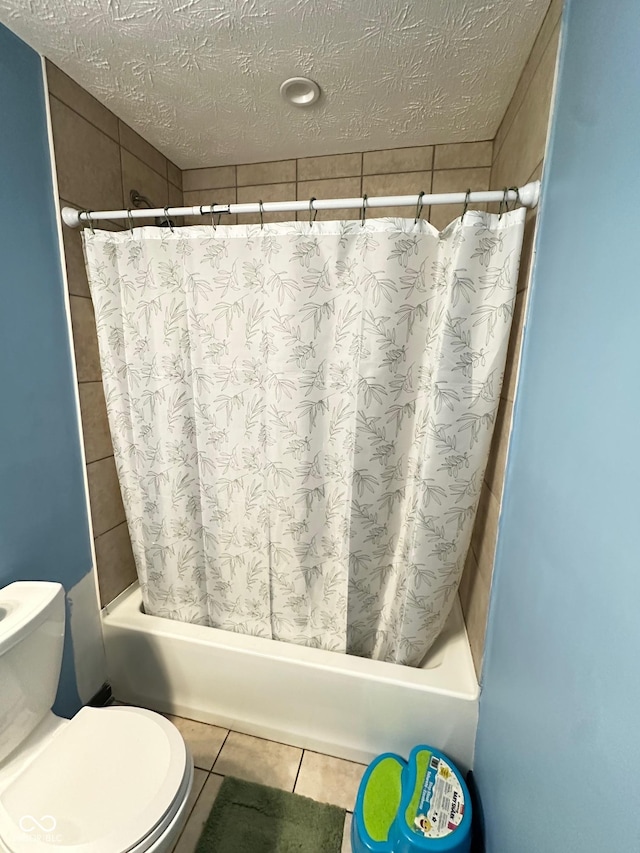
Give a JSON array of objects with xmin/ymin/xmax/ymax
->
[
  {"xmin": 498, "ymin": 187, "xmax": 509, "ymax": 220},
  {"xmin": 84, "ymin": 210, "xmax": 95, "ymax": 234},
  {"xmin": 127, "ymin": 209, "xmax": 134, "ymax": 231},
  {"xmin": 414, "ymin": 191, "xmax": 425, "ymax": 224},
  {"xmin": 507, "ymin": 186, "xmax": 521, "ymax": 211},
  {"xmin": 210, "ymin": 200, "xmax": 217, "ymax": 230},
  {"xmin": 462, "ymin": 189, "xmax": 471, "ymax": 222},
  {"xmin": 309, "ymin": 197, "xmax": 317, "ymax": 227},
  {"xmin": 164, "ymin": 207, "xmax": 174, "ymax": 232},
  {"xmin": 259, "ymin": 199, "xmax": 264, "ymax": 229},
  {"xmin": 361, "ymin": 194, "xmax": 368, "ymax": 227}
]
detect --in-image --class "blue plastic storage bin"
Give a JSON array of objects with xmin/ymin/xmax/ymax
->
[{"xmin": 352, "ymin": 745, "xmax": 472, "ymax": 853}]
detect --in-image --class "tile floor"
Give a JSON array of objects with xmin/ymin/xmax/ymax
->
[{"xmin": 165, "ymin": 714, "xmax": 364, "ymax": 853}]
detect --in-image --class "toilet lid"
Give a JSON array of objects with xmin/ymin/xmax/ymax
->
[{"xmin": 0, "ymin": 706, "xmax": 188, "ymax": 853}]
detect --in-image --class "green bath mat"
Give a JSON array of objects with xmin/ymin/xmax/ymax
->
[{"xmin": 195, "ymin": 776, "xmax": 346, "ymax": 853}]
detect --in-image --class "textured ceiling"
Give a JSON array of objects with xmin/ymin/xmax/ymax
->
[{"xmin": 0, "ymin": 0, "xmax": 549, "ymax": 169}]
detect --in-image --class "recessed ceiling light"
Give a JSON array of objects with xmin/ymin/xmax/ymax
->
[{"xmin": 279, "ymin": 77, "xmax": 321, "ymax": 107}]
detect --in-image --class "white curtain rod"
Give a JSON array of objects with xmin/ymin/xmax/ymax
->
[{"xmin": 61, "ymin": 180, "xmax": 540, "ymax": 228}]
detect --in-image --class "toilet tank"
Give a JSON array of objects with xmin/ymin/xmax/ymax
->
[{"xmin": 0, "ymin": 582, "xmax": 65, "ymax": 764}]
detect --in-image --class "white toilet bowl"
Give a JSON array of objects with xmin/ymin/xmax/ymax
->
[{"xmin": 0, "ymin": 582, "xmax": 194, "ymax": 853}]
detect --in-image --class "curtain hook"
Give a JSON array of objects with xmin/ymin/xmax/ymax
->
[
  {"xmin": 507, "ymin": 186, "xmax": 521, "ymax": 211},
  {"xmin": 361, "ymin": 194, "xmax": 368, "ymax": 227},
  {"xmin": 84, "ymin": 210, "xmax": 95, "ymax": 234},
  {"xmin": 309, "ymin": 196, "xmax": 317, "ymax": 227},
  {"xmin": 259, "ymin": 199, "xmax": 264, "ymax": 230},
  {"xmin": 210, "ymin": 200, "xmax": 217, "ymax": 231},
  {"xmin": 499, "ymin": 187, "xmax": 508, "ymax": 220},
  {"xmin": 127, "ymin": 209, "xmax": 134, "ymax": 232},
  {"xmin": 164, "ymin": 207, "xmax": 174, "ymax": 232},
  {"xmin": 462, "ymin": 189, "xmax": 471, "ymax": 222},
  {"xmin": 414, "ymin": 191, "xmax": 425, "ymax": 224}
]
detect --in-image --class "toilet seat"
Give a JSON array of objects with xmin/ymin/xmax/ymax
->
[{"xmin": 0, "ymin": 706, "xmax": 190, "ymax": 853}]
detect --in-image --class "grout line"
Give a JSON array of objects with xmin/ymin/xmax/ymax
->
[
  {"xmin": 526, "ymin": 158, "xmax": 545, "ymax": 184},
  {"xmin": 292, "ymin": 749, "xmax": 304, "ymax": 793},
  {"xmin": 86, "ymin": 452, "xmax": 116, "ymax": 466},
  {"xmin": 210, "ymin": 728, "xmax": 231, "ymax": 774},
  {"xmin": 183, "ymin": 164, "xmax": 492, "ymax": 197},
  {"xmin": 92, "ymin": 518, "xmax": 127, "ymax": 541},
  {"xmin": 48, "ymin": 93, "xmax": 119, "ymax": 145},
  {"xmin": 49, "ymin": 94, "xmax": 171, "ymax": 187},
  {"xmin": 118, "ymin": 137, "xmax": 126, "ymax": 210}
]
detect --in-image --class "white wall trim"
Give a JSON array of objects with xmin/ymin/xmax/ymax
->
[{"xmin": 40, "ymin": 55, "xmax": 107, "ymax": 699}]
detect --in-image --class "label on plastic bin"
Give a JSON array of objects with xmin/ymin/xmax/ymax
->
[{"xmin": 406, "ymin": 751, "xmax": 465, "ymax": 840}]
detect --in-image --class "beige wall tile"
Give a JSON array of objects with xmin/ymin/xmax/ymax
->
[
  {"xmin": 297, "ymin": 177, "xmax": 362, "ymax": 220},
  {"xmin": 491, "ymin": 24, "xmax": 560, "ymax": 192},
  {"xmin": 46, "ymin": 61, "xmax": 118, "ymax": 141},
  {"xmin": 484, "ymin": 397, "xmax": 514, "ymax": 503},
  {"xmin": 363, "ymin": 146, "xmax": 433, "ymax": 175},
  {"xmin": 236, "ymin": 182, "xmax": 296, "ymax": 224},
  {"xmin": 213, "ymin": 731, "xmax": 302, "ymax": 791},
  {"xmin": 118, "ymin": 120, "xmax": 166, "ymax": 178},
  {"xmin": 471, "ymin": 483, "xmax": 501, "ymax": 583},
  {"xmin": 494, "ymin": 0, "xmax": 563, "ymax": 157},
  {"xmin": 429, "ymin": 167, "xmax": 490, "ymax": 230},
  {"xmin": 517, "ymin": 208, "xmax": 538, "ymax": 294},
  {"xmin": 61, "ymin": 216, "xmax": 90, "ymax": 298},
  {"xmin": 237, "ymin": 159, "xmax": 296, "ymax": 187},
  {"xmin": 121, "ymin": 149, "xmax": 169, "ymax": 223},
  {"xmin": 167, "ymin": 160, "xmax": 182, "ymax": 189},
  {"xmin": 86, "ymin": 456, "xmax": 126, "ymax": 537},
  {"xmin": 94, "ymin": 520, "xmax": 137, "ymax": 605},
  {"xmin": 503, "ymin": 287, "xmax": 528, "ymax": 404},
  {"xmin": 78, "ymin": 381, "xmax": 113, "ymax": 463},
  {"xmin": 294, "ymin": 752, "xmax": 365, "ymax": 811},
  {"xmin": 297, "ymin": 153, "xmax": 361, "ymax": 181},
  {"xmin": 50, "ymin": 97, "xmax": 122, "ymax": 211},
  {"xmin": 459, "ymin": 545, "xmax": 479, "ymax": 618},
  {"xmin": 183, "ymin": 187, "xmax": 236, "ymax": 226},
  {"xmin": 362, "ymin": 171, "xmax": 432, "ymax": 218},
  {"xmin": 434, "ymin": 141, "xmax": 493, "ymax": 170},
  {"xmin": 164, "ymin": 715, "xmax": 228, "ymax": 771},
  {"xmin": 69, "ymin": 295, "xmax": 102, "ymax": 382},
  {"xmin": 459, "ymin": 546, "xmax": 490, "ymax": 677},
  {"xmin": 172, "ymin": 774, "xmax": 224, "ymax": 853},
  {"xmin": 182, "ymin": 165, "xmax": 235, "ymax": 192},
  {"xmin": 168, "ymin": 183, "xmax": 183, "ymax": 206}
]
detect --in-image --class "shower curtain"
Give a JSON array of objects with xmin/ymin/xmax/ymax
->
[{"xmin": 83, "ymin": 209, "xmax": 525, "ymax": 665}]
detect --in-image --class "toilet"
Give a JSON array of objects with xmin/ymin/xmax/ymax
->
[{"xmin": 0, "ymin": 581, "xmax": 193, "ymax": 853}]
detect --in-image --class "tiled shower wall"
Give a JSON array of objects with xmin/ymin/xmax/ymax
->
[
  {"xmin": 181, "ymin": 142, "xmax": 493, "ymax": 231},
  {"xmin": 52, "ymin": 0, "xmax": 560, "ymax": 666},
  {"xmin": 46, "ymin": 60, "xmax": 182, "ymax": 605},
  {"xmin": 460, "ymin": 0, "xmax": 563, "ymax": 674}
]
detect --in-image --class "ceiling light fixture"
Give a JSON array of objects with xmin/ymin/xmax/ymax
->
[{"xmin": 279, "ymin": 77, "xmax": 321, "ymax": 107}]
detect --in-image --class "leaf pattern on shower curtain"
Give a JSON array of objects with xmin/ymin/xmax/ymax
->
[{"xmin": 83, "ymin": 209, "xmax": 525, "ymax": 665}]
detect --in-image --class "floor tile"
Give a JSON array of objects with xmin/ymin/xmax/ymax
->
[
  {"xmin": 342, "ymin": 812, "xmax": 353, "ymax": 853},
  {"xmin": 165, "ymin": 715, "xmax": 229, "ymax": 771},
  {"xmin": 295, "ymin": 751, "xmax": 365, "ymax": 811},
  {"xmin": 172, "ymin": 773, "xmax": 224, "ymax": 853},
  {"xmin": 185, "ymin": 768, "xmax": 208, "ymax": 818},
  {"xmin": 213, "ymin": 731, "xmax": 302, "ymax": 791}
]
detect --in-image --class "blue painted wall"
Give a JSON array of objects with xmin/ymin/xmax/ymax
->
[
  {"xmin": 0, "ymin": 23, "xmax": 93, "ymax": 715},
  {"xmin": 474, "ymin": 1, "xmax": 640, "ymax": 850}
]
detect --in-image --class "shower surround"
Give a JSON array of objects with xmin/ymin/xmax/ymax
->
[
  {"xmin": 49, "ymin": 0, "xmax": 560, "ymax": 681},
  {"xmin": 83, "ymin": 211, "xmax": 524, "ymax": 665}
]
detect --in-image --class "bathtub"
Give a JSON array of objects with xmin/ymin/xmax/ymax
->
[{"xmin": 102, "ymin": 583, "xmax": 480, "ymax": 771}]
